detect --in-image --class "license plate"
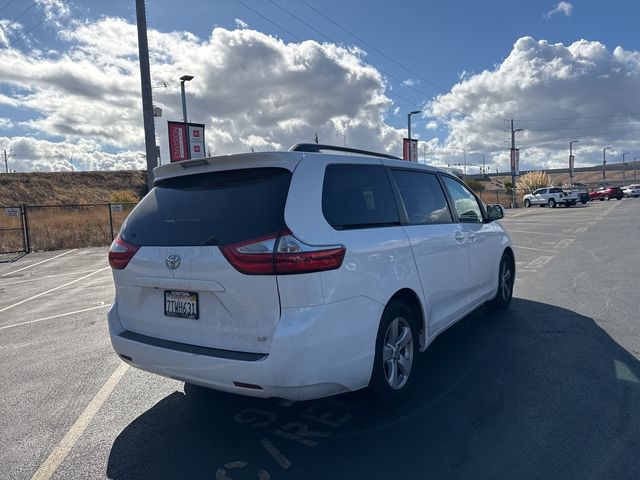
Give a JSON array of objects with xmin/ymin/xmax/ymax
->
[{"xmin": 164, "ymin": 290, "xmax": 199, "ymax": 319}]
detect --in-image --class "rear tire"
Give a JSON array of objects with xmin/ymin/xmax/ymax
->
[
  {"xmin": 487, "ymin": 253, "xmax": 514, "ymax": 311},
  {"xmin": 370, "ymin": 301, "xmax": 418, "ymax": 407},
  {"xmin": 548, "ymin": 198, "xmax": 556, "ymax": 208}
]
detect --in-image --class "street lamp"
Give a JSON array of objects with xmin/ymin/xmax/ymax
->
[
  {"xmin": 569, "ymin": 140, "xmax": 579, "ymax": 186},
  {"xmin": 407, "ymin": 110, "xmax": 421, "ymax": 141},
  {"xmin": 622, "ymin": 152, "xmax": 629, "ymax": 182},
  {"xmin": 603, "ymin": 147, "xmax": 612, "ymax": 187},
  {"xmin": 180, "ymin": 74, "xmax": 194, "ymax": 123},
  {"xmin": 634, "ymin": 156, "xmax": 639, "ymax": 183},
  {"xmin": 335, "ymin": 131, "xmax": 346, "ymax": 147}
]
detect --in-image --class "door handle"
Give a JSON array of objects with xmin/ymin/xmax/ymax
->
[
  {"xmin": 466, "ymin": 233, "xmax": 476, "ymax": 242},
  {"xmin": 454, "ymin": 232, "xmax": 466, "ymax": 243}
]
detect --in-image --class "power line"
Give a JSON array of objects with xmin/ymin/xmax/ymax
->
[
  {"xmin": 0, "ymin": 0, "xmax": 38, "ymax": 33},
  {"xmin": 295, "ymin": 0, "xmax": 503, "ymax": 125},
  {"xmin": 235, "ymin": 0, "xmax": 419, "ymax": 108},
  {"xmin": 5, "ymin": 0, "xmax": 71, "ymax": 48}
]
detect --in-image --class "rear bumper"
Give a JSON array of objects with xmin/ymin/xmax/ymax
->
[{"xmin": 108, "ymin": 297, "xmax": 383, "ymax": 401}]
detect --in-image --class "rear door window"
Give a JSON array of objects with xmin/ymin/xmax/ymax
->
[
  {"xmin": 391, "ymin": 169, "xmax": 452, "ymax": 224},
  {"xmin": 322, "ymin": 164, "xmax": 400, "ymax": 230},
  {"xmin": 120, "ymin": 167, "xmax": 291, "ymax": 246}
]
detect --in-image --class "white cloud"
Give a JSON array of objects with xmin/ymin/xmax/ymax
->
[
  {"xmin": 234, "ymin": 18, "xmax": 249, "ymax": 29},
  {"xmin": 401, "ymin": 78, "xmax": 419, "ymax": 87},
  {"xmin": 426, "ymin": 121, "xmax": 438, "ymax": 130},
  {"xmin": 428, "ymin": 37, "xmax": 640, "ymax": 171},
  {"xmin": 0, "ymin": 19, "xmax": 22, "ymax": 47},
  {"xmin": 0, "ymin": 18, "xmax": 404, "ymax": 171},
  {"xmin": 545, "ymin": 1, "xmax": 573, "ymax": 18}
]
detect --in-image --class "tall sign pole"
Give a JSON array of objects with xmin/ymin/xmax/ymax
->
[
  {"xmin": 510, "ymin": 119, "xmax": 523, "ymax": 208},
  {"xmin": 136, "ymin": 0, "xmax": 158, "ymax": 191}
]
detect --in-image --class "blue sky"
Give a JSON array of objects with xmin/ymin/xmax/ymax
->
[{"xmin": 1, "ymin": 0, "xmax": 640, "ymax": 172}]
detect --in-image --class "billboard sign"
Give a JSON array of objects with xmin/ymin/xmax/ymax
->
[
  {"xmin": 168, "ymin": 121, "xmax": 189, "ymax": 162},
  {"xmin": 168, "ymin": 122, "xmax": 206, "ymax": 162},
  {"xmin": 510, "ymin": 148, "xmax": 520, "ymax": 175},
  {"xmin": 403, "ymin": 138, "xmax": 418, "ymax": 161},
  {"xmin": 188, "ymin": 123, "xmax": 206, "ymax": 159},
  {"xmin": 569, "ymin": 154, "xmax": 575, "ymax": 177}
]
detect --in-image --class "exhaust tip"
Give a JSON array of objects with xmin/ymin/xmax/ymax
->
[{"xmin": 120, "ymin": 354, "xmax": 133, "ymax": 362}]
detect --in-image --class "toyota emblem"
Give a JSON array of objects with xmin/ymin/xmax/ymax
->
[{"xmin": 166, "ymin": 254, "xmax": 181, "ymax": 270}]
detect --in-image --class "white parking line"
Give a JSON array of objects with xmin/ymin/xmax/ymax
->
[
  {"xmin": 30, "ymin": 363, "xmax": 129, "ymax": 480},
  {"xmin": 0, "ymin": 269, "xmax": 103, "ymax": 287},
  {"xmin": 0, "ymin": 304, "xmax": 109, "ymax": 331},
  {"xmin": 507, "ymin": 230, "xmax": 573, "ymax": 237},
  {"xmin": 513, "ymin": 245, "xmax": 557, "ymax": 253},
  {"xmin": 0, "ymin": 250, "xmax": 77, "ymax": 278},
  {"xmin": 0, "ymin": 267, "xmax": 110, "ymax": 314}
]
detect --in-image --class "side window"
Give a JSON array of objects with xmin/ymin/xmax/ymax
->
[
  {"xmin": 391, "ymin": 170, "xmax": 452, "ymax": 224},
  {"xmin": 322, "ymin": 164, "xmax": 400, "ymax": 230},
  {"xmin": 441, "ymin": 176, "xmax": 483, "ymax": 223},
  {"xmin": 533, "ymin": 189, "xmax": 541, "ymax": 195}
]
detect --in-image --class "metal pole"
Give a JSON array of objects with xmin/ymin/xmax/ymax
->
[
  {"xmin": 569, "ymin": 140, "xmax": 579, "ymax": 186},
  {"xmin": 135, "ymin": 0, "xmax": 158, "ymax": 191},
  {"xmin": 407, "ymin": 113, "xmax": 412, "ymax": 143},
  {"xmin": 510, "ymin": 120, "xmax": 523, "ymax": 208},
  {"xmin": 3, "ymin": 150, "xmax": 7, "ymax": 173},
  {"xmin": 181, "ymin": 80, "xmax": 188, "ymax": 123},
  {"xmin": 634, "ymin": 157, "xmax": 638, "ymax": 182},
  {"xmin": 622, "ymin": 153, "xmax": 629, "ymax": 183},
  {"xmin": 602, "ymin": 148, "xmax": 610, "ymax": 187},
  {"xmin": 22, "ymin": 204, "xmax": 31, "ymax": 253},
  {"xmin": 108, "ymin": 204, "xmax": 115, "ymax": 241}
]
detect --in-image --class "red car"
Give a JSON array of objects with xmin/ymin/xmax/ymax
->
[{"xmin": 589, "ymin": 186, "xmax": 624, "ymax": 201}]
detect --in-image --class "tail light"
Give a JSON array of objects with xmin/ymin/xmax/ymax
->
[
  {"xmin": 220, "ymin": 229, "xmax": 345, "ymax": 275},
  {"xmin": 108, "ymin": 236, "xmax": 140, "ymax": 270}
]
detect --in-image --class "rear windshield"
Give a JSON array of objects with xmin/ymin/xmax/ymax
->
[
  {"xmin": 120, "ymin": 168, "xmax": 291, "ymax": 246},
  {"xmin": 550, "ymin": 188, "xmax": 563, "ymax": 193}
]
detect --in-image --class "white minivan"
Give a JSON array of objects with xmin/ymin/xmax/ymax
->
[{"xmin": 108, "ymin": 144, "xmax": 514, "ymax": 405}]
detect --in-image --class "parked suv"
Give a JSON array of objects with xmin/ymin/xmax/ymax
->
[
  {"xmin": 108, "ymin": 144, "xmax": 515, "ymax": 404},
  {"xmin": 523, "ymin": 187, "xmax": 577, "ymax": 208},
  {"xmin": 589, "ymin": 186, "xmax": 624, "ymax": 201},
  {"xmin": 622, "ymin": 185, "xmax": 640, "ymax": 198}
]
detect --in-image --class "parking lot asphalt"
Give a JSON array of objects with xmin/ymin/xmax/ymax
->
[{"xmin": 1, "ymin": 199, "xmax": 639, "ymax": 480}]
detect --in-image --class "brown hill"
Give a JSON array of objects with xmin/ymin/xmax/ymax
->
[{"xmin": 0, "ymin": 171, "xmax": 148, "ymax": 206}]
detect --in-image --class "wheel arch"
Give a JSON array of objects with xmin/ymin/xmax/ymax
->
[{"xmin": 386, "ymin": 288, "xmax": 427, "ymax": 351}]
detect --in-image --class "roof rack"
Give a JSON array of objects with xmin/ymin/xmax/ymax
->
[{"xmin": 289, "ymin": 143, "xmax": 401, "ymax": 160}]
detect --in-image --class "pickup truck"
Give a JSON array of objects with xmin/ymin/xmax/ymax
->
[{"xmin": 523, "ymin": 187, "xmax": 578, "ymax": 208}]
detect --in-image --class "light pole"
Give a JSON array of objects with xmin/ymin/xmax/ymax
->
[
  {"xmin": 622, "ymin": 152, "xmax": 629, "ymax": 183},
  {"xmin": 180, "ymin": 74, "xmax": 194, "ymax": 123},
  {"xmin": 634, "ymin": 156, "xmax": 639, "ymax": 183},
  {"xmin": 335, "ymin": 132, "xmax": 346, "ymax": 147},
  {"xmin": 407, "ymin": 110, "xmax": 421, "ymax": 141},
  {"xmin": 569, "ymin": 140, "xmax": 579, "ymax": 186},
  {"xmin": 469, "ymin": 152, "xmax": 485, "ymax": 174},
  {"xmin": 603, "ymin": 147, "xmax": 612, "ymax": 187}
]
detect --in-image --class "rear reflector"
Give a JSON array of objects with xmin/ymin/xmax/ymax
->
[
  {"xmin": 220, "ymin": 229, "xmax": 345, "ymax": 275},
  {"xmin": 108, "ymin": 236, "xmax": 140, "ymax": 270}
]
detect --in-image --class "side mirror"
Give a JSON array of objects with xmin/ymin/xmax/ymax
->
[{"xmin": 487, "ymin": 204, "xmax": 504, "ymax": 221}]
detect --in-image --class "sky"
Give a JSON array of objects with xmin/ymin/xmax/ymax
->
[{"xmin": 1, "ymin": 0, "xmax": 640, "ymax": 174}]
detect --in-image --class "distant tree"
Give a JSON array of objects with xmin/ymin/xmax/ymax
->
[
  {"xmin": 504, "ymin": 181, "xmax": 513, "ymax": 192},
  {"xmin": 517, "ymin": 171, "xmax": 551, "ymax": 193}
]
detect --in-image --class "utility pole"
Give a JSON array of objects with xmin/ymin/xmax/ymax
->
[
  {"xmin": 634, "ymin": 156, "xmax": 639, "ymax": 183},
  {"xmin": 622, "ymin": 152, "xmax": 629, "ymax": 183},
  {"xmin": 3, "ymin": 149, "xmax": 9, "ymax": 173},
  {"xmin": 136, "ymin": 0, "xmax": 158, "ymax": 191},
  {"xmin": 602, "ymin": 147, "xmax": 611, "ymax": 187},
  {"xmin": 510, "ymin": 119, "xmax": 524, "ymax": 208},
  {"xmin": 569, "ymin": 140, "xmax": 579, "ymax": 186}
]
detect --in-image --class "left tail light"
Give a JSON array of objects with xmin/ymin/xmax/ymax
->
[
  {"xmin": 108, "ymin": 236, "xmax": 140, "ymax": 270},
  {"xmin": 220, "ymin": 229, "xmax": 345, "ymax": 275}
]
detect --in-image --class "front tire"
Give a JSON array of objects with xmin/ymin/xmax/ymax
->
[
  {"xmin": 487, "ymin": 253, "xmax": 514, "ymax": 311},
  {"xmin": 370, "ymin": 301, "xmax": 418, "ymax": 407},
  {"xmin": 548, "ymin": 198, "xmax": 556, "ymax": 208},
  {"xmin": 524, "ymin": 199, "xmax": 531, "ymax": 208}
]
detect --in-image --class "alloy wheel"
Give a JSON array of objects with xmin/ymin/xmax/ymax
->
[{"xmin": 382, "ymin": 317, "xmax": 414, "ymax": 390}]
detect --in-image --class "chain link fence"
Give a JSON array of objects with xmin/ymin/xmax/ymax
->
[{"xmin": 0, "ymin": 203, "xmax": 137, "ymax": 255}]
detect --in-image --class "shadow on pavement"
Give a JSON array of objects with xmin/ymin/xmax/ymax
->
[{"xmin": 107, "ymin": 299, "xmax": 640, "ymax": 479}]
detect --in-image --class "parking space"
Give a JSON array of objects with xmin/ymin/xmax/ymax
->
[{"xmin": 2, "ymin": 200, "xmax": 640, "ymax": 479}]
